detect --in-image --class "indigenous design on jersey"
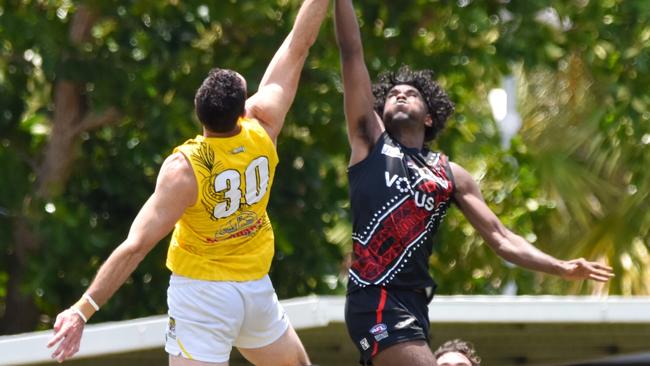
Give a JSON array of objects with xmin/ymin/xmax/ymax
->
[
  {"xmin": 166, "ymin": 117, "xmax": 279, "ymax": 281},
  {"xmin": 347, "ymin": 133, "xmax": 454, "ymax": 291}
]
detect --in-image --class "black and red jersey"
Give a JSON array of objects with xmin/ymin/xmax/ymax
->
[{"xmin": 347, "ymin": 132, "xmax": 455, "ymax": 292}]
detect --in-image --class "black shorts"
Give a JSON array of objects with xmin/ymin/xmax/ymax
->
[{"xmin": 345, "ymin": 286, "xmax": 431, "ymax": 365}]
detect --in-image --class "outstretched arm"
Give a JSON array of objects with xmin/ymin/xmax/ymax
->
[
  {"xmin": 334, "ymin": 0, "xmax": 384, "ymax": 165},
  {"xmin": 451, "ymin": 162, "xmax": 614, "ymax": 282},
  {"xmin": 246, "ymin": 0, "xmax": 329, "ymax": 143},
  {"xmin": 47, "ymin": 153, "xmax": 197, "ymax": 362}
]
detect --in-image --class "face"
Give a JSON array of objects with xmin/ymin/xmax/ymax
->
[
  {"xmin": 436, "ymin": 351, "xmax": 473, "ymax": 366},
  {"xmin": 382, "ymin": 84, "xmax": 432, "ymax": 130}
]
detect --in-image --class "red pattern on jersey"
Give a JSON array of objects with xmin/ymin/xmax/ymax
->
[
  {"xmin": 351, "ymin": 199, "xmax": 428, "ymax": 281},
  {"xmin": 351, "ymin": 157, "xmax": 454, "ymax": 283}
]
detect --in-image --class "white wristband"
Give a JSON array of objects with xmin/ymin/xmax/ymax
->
[
  {"xmin": 70, "ymin": 307, "xmax": 88, "ymax": 323},
  {"xmin": 83, "ymin": 294, "xmax": 100, "ymax": 311}
]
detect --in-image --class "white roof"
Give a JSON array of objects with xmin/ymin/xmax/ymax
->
[{"xmin": 2, "ymin": 295, "xmax": 650, "ymax": 365}]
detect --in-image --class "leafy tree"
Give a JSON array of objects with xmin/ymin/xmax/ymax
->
[{"xmin": 0, "ymin": 0, "xmax": 648, "ymax": 334}]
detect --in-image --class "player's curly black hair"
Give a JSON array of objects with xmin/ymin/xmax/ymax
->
[
  {"xmin": 194, "ymin": 68, "xmax": 246, "ymax": 133},
  {"xmin": 434, "ymin": 339, "xmax": 481, "ymax": 366},
  {"xmin": 372, "ymin": 65, "xmax": 454, "ymax": 142}
]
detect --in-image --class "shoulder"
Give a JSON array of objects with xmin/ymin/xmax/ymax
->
[
  {"xmin": 449, "ymin": 161, "xmax": 477, "ymax": 193},
  {"xmin": 240, "ymin": 117, "xmax": 266, "ymax": 134},
  {"xmin": 240, "ymin": 117, "xmax": 279, "ymax": 152},
  {"xmin": 449, "ymin": 161, "xmax": 463, "ymax": 174},
  {"xmin": 156, "ymin": 152, "xmax": 197, "ymax": 206},
  {"xmin": 173, "ymin": 136, "xmax": 203, "ymax": 156},
  {"xmin": 237, "ymin": 115, "xmax": 265, "ymax": 134},
  {"xmin": 244, "ymin": 93, "xmax": 282, "ymax": 142},
  {"xmin": 158, "ymin": 153, "xmax": 195, "ymax": 187}
]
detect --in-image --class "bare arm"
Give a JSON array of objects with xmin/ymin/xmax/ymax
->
[
  {"xmin": 450, "ymin": 162, "xmax": 614, "ymax": 282},
  {"xmin": 334, "ymin": 0, "xmax": 384, "ymax": 165},
  {"xmin": 245, "ymin": 0, "xmax": 329, "ymax": 143},
  {"xmin": 47, "ymin": 153, "xmax": 197, "ymax": 362}
]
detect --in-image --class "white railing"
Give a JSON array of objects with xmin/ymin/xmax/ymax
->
[{"xmin": 2, "ymin": 295, "xmax": 650, "ymax": 365}]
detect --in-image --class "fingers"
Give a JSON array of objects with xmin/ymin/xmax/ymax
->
[
  {"xmin": 47, "ymin": 328, "xmax": 66, "ymax": 348},
  {"xmin": 584, "ymin": 261, "xmax": 615, "ymax": 282},
  {"xmin": 591, "ymin": 262, "xmax": 614, "ymax": 273},
  {"xmin": 52, "ymin": 336, "xmax": 81, "ymax": 363},
  {"xmin": 53, "ymin": 314, "xmax": 63, "ymax": 332},
  {"xmin": 48, "ymin": 310, "xmax": 84, "ymax": 362},
  {"xmin": 568, "ymin": 258, "xmax": 615, "ymax": 282},
  {"xmin": 589, "ymin": 272, "xmax": 614, "ymax": 282},
  {"xmin": 49, "ymin": 330, "xmax": 69, "ymax": 361},
  {"xmin": 591, "ymin": 266, "xmax": 615, "ymax": 278},
  {"xmin": 588, "ymin": 272, "xmax": 613, "ymax": 282},
  {"xmin": 48, "ymin": 311, "xmax": 71, "ymax": 348},
  {"xmin": 50, "ymin": 328, "xmax": 81, "ymax": 363}
]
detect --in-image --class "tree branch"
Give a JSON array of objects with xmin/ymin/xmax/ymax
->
[
  {"xmin": 72, "ymin": 107, "xmax": 122, "ymax": 135},
  {"xmin": 69, "ymin": 5, "xmax": 97, "ymax": 45}
]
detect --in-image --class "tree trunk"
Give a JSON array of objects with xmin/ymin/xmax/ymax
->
[
  {"xmin": 1, "ymin": 218, "xmax": 40, "ymax": 334},
  {"xmin": 0, "ymin": 5, "xmax": 120, "ymax": 334}
]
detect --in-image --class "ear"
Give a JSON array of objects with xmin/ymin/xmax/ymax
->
[{"xmin": 424, "ymin": 114, "xmax": 433, "ymax": 128}]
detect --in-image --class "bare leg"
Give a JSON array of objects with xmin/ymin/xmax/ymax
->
[
  {"xmin": 238, "ymin": 325, "xmax": 311, "ymax": 366},
  {"xmin": 169, "ymin": 355, "xmax": 229, "ymax": 366},
  {"xmin": 372, "ymin": 340, "xmax": 438, "ymax": 366}
]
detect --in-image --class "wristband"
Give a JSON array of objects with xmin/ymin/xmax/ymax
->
[
  {"xmin": 83, "ymin": 294, "xmax": 100, "ymax": 311},
  {"xmin": 70, "ymin": 307, "xmax": 88, "ymax": 323},
  {"xmin": 72, "ymin": 296, "xmax": 96, "ymax": 322}
]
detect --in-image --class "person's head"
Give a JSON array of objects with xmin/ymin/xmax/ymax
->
[
  {"xmin": 372, "ymin": 65, "xmax": 454, "ymax": 143},
  {"xmin": 194, "ymin": 68, "xmax": 247, "ymax": 133},
  {"xmin": 434, "ymin": 339, "xmax": 481, "ymax": 366}
]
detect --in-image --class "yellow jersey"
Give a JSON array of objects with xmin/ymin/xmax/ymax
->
[{"xmin": 166, "ymin": 117, "xmax": 279, "ymax": 281}]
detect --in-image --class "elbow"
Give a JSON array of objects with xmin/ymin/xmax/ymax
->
[
  {"xmin": 341, "ymin": 45, "xmax": 363, "ymax": 59},
  {"xmin": 303, "ymin": 32, "xmax": 320, "ymax": 49},
  {"xmin": 283, "ymin": 41, "xmax": 312, "ymax": 66},
  {"xmin": 337, "ymin": 41, "xmax": 364, "ymax": 62},
  {"xmin": 287, "ymin": 30, "xmax": 318, "ymax": 55},
  {"xmin": 489, "ymin": 240, "xmax": 519, "ymax": 266},
  {"xmin": 487, "ymin": 237, "xmax": 508, "ymax": 257},
  {"xmin": 334, "ymin": 29, "xmax": 363, "ymax": 56},
  {"xmin": 121, "ymin": 240, "xmax": 151, "ymax": 263},
  {"xmin": 485, "ymin": 227, "xmax": 513, "ymax": 257},
  {"xmin": 335, "ymin": 31, "xmax": 363, "ymax": 54},
  {"xmin": 291, "ymin": 39, "xmax": 316, "ymax": 55}
]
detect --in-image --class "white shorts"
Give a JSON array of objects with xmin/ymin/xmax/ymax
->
[{"xmin": 164, "ymin": 274, "xmax": 289, "ymax": 363}]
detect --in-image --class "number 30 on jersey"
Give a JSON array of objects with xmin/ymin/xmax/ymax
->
[{"xmin": 212, "ymin": 157, "xmax": 270, "ymax": 219}]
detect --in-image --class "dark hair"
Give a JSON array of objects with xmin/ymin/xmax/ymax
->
[
  {"xmin": 372, "ymin": 65, "xmax": 454, "ymax": 142},
  {"xmin": 434, "ymin": 339, "xmax": 481, "ymax": 366},
  {"xmin": 194, "ymin": 68, "xmax": 246, "ymax": 133}
]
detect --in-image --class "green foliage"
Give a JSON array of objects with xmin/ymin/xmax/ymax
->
[{"xmin": 0, "ymin": 0, "xmax": 649, "ymax": 332}]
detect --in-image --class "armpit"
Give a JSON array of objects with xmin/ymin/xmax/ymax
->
[{"xmin": 355, "ymin": 114, "xmax": 382, "ymax": 146}]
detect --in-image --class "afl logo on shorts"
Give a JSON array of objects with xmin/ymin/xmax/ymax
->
[
  {"xmin": 369, "ymin": 323, "xmax": 389, "ymax": 341},
  {"xmin": 369, "ymin": 323, "xmax": 387, "ymax": 335}
]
